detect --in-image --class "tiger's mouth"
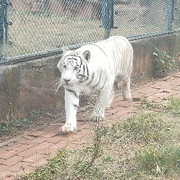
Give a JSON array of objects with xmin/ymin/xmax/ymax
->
[
  {"xmin": 65, "ymin": 83, "xmax": 73, "ymax": 86},
  {"xmin": 63, "ymin": 81, "xmax": 75, "ymax": 87}
]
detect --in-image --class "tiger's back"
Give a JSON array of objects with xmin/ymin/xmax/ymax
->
[{"xmin": 77, "ymin": 36, "xmax": 133, "ymax": 85}]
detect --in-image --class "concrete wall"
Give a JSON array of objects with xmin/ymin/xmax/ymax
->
[
  {"xmin": 132, "ymin": 33, "xmax": 179, "ymax": 77},
  {"xmin": 0, "ymin": 56, "xmax": 64, "ymax": 120},
  {"xmin": 0, "ymin": 33, "xmax": 179, "ymax": 121}
]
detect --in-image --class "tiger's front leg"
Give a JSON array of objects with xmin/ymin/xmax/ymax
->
[
  {"xmin": 61, "ymin": 88, "xmax": 79, "ymax": 133},
  {"xmin": 91, "ymin": 85, "xmax": 113, "ymax": 120}
]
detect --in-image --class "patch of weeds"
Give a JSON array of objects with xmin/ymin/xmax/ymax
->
[
  {"xmin": 0, "ymin": 118, "xmax": 33, "ymax": 138},
  {"xmin": 103, "ymin": 154, "xmax": 114, "ymax": 163},
  {"xmin": 122, "ymin": 113, "xmax": 170, "ymax": 144},
  {"xmin": 29, "ymin": 110, "xmax": 57, "ymax": 119},
  {"xmin": 140, "ymin": 97, "xmax": 180, "ymax": 117},
  {"xmin": 165, "ymin": 97, "xmax": 180, "ymax": 117},
  {"xmin": 153, "ymin": 47, "xmax": 176, "ymax": 77},
  {"xmin": 104, "ymin": 123, "xmax": 123, "ymax": 143},
  {"xmin": 20, "ymin": 149, "xmax": 68, "ymax": 180},
  {"xmin": 140, "ymin": 97, "xmax": 162, "ymax": 111},
  {"xmin": 104, "ymin": 112, "xmax": 170, "ymax": 145},
  {"xmin": 140, "ymin": 97, "xmax": 154, "ymax": 110},
  {"xmin": 135, "ymin": 145, "xmax": 180, "ymax": 177},
  {"xmin": 70, "ymin": 146, "xmax": 101, "ymax": 180}
]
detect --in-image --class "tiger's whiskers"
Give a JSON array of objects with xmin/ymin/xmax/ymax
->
[{"xmin": 53, "ymin": 79, "xmax": 62, "ymax": 94}]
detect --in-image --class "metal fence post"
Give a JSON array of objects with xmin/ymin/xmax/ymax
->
[
  {"xmin": 4, "ymin": 0, "xmax": 12, "ymax": 44},
  {"xmin": 102, "ymin": 0, "xmax": 110, "ymax": 39},
  {"xmin": 177, "ymin": 0, "xmax": 180, "ymax": 29},
  {"xmin": 174, "ymin": 0, "xmax": 180, "ymax": 29},
  {"xmin": 0, "ymin": 0, "xmax": 4, "ymax": 59},
  {"xmin": 110, "ymin": 0, "xmax": 114, "ymax": 29},
  {"xmin": 166, "ymin": 0, "xmax": 174, "ymax": 32}
]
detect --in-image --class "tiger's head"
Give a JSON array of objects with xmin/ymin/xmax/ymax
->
[{"xmin": 57, "ymin": 49, "xmax": 91, "ymax": 87}]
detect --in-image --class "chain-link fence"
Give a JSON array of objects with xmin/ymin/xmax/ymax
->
[{"xmin": 0, "ymin": 0, "xmax": 180, "ymax": 63}]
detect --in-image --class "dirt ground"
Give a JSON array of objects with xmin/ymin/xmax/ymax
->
[{"xmin": 0, "ymin": 71, "xmax": 180, "ymax": 180}]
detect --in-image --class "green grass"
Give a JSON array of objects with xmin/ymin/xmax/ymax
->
[
  {"xmin": 20, "ymin": 149, "xmax": 68, "ymax": 180},
  {"xmin": 0, "ymin": 110, "xmax": 52, "ymax": 141},
  {"xmin": 122, "ymin": 113, "xmax": 169, "ymax": 143},
  {"xmin": 165, "ymin": 97, "xmax": 180, "ymax": 117},
  {"xmin": 0, "ymin": 118, "xmax": 33, "ymax": 138},
  {"xmin": 136, "ymin": 145, "xmax": 180, "ymax": 177},
  {"xmin": 19, "ymin": 98, "xmax": 180, "ymax": 180}
]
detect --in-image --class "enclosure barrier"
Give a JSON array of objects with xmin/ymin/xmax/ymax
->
[{"xmin": 0, "ymin": 0, "xmax": 180, "ymax": 64}]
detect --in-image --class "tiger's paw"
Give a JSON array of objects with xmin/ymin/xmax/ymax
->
[
  {"xmin": 122, "ymin": 92, "xmax": 132, "ymax": 101},
  {"xmin": 60, "ymin": 123, "xmax": 77, "ymax": 133},
  {"xmin": 90, "ymin": 113, "xmax": 104, "ymax": 122}
]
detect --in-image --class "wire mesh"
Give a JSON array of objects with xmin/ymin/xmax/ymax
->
[
  {"xmin": 6, "ymin": 0, "xmax": 104, "ymax": 58},
  {"xmin": 111, "ymin": 0, "xmax": 168, "ymax": 36},
  {"xmin": 0, "ymin": 0, "xmax": 180, "ymax": 60}
]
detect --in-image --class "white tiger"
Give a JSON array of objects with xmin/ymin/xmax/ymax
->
[{"xmin": 57, "ymin": 36, "xmax": 133, "ymax": 133}]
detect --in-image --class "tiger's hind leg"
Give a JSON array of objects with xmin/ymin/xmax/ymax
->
[
  {"xmin": 106, "ymin": 88, "xmax": 115, "ymax": 108},
  {"xmin": 122, "ymin": 77, "xmax": 132, "ymax": 101}
]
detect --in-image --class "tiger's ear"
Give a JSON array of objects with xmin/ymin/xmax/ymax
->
[{"xmin": 83, "ymin": 50, "xmax": 91, "ymax": 61}]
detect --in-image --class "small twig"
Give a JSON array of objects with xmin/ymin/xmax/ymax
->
[{"xmin": 72, "ymin": 120, "xmax": 102, "ymax": 180}]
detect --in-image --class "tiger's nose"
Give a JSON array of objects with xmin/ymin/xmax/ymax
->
[{"xmin": 64, "ymin": 78, "xmax": 71, "ymax": 83}]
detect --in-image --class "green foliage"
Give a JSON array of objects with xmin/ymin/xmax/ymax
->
[
  {"xmin": 122, "ymin": 113, "xmax": 168, "ymax": 143},
  {"xmin": 20, "ymin": 149, "xmax": 68, "ymax": 180},
  {"xmin": 136, "ymin": 146, "xmax": 180, "ymax": 176},
  {"xmin": 105, "ymin": 112, "xmax": 170, "ymax": 144},
  {"xmin": 0, "ymin": 118, "xmax": 33, "ymax": 138},
  {"xmin": 140, "ymin": 97, "xmax": 154, "ymax": 110},
  {"xmin": 165, "ymin": 97, "xmax": 180, "ymax": 117},
  {"xmin": 140, "ymin": 97, "xmax": 162, "ymax": 111},
  {"xmin": 153, "ymin": 47, "xmax": 175, "ymax": 74}
]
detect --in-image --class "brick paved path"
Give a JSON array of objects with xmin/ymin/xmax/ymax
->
[{"xmin": 0, "ymin": 72, "xmax": 180, "ymax": 180}]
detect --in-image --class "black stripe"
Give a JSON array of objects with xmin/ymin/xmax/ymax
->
[
  {"xmin": 66, "ymin": 88, "xmax": 78, "ymax": 98},
  {"xmin": 79, "ymin": 57, "xmax": 83, "ymax": 67},
  {"xmin": 77, "ymin": 68, "xmax": 81, "ymax": 73},
  {"xmin": 83, "ymin": 65, "xmax": 85, "ymax": 75},
  {"xmin": 66, "ymin": 56, "xmax": 80, "ymax": 65},
  {"xmin": 63, "ymin": 55, "xmax": 78, "ymax": 61},
  {"xmin": 66, "ymin": 56, "xmax": 82, "ymax": 69},
  {"xmin": 85, "ymin": 61, "xmax": 89, "ymax": 77},
  {"xmin": 79, "ymin": 76, "xmax": 89, "ymax": 83},
  {"xmin": 100, "ymin": 77, "xmax": 107, "ymax": 90},
  {"xmin": 73, "ymin": 104, "xmax": 78, "ymax": 109},
  {"xmin": 87, "ymin": 72, "xmax": 95, "ymax": 86},
  {"xmin": 93, "ymin": 71, "xmax": 102, "ymax": 89},
  {"xmin": 67, "ymin": 58, "xmax": 78, "ymax": 61}
]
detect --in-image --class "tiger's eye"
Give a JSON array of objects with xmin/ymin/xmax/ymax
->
[{"xmin": 63, "ymin": 65, "xmax": 66, "ymax": 68}]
